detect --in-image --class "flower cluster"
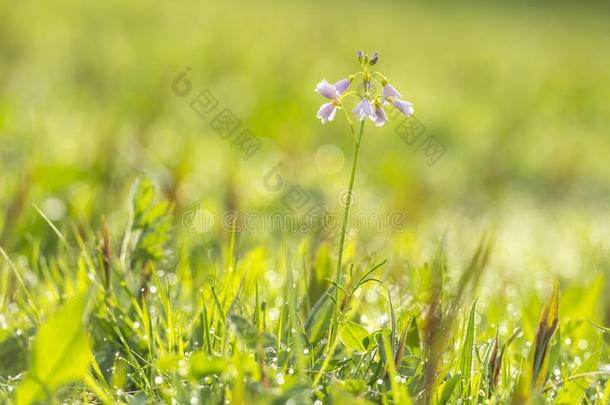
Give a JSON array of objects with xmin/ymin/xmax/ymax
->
[{"xmin": 315, "ymin": 50, "xmax": 414, "ymax": 127}]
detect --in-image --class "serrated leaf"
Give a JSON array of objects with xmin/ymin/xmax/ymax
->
[
  {"xmin": 129, "ymin": 179, "xmax": 173, "ymax": 263},
  {"xmin": 15, "ymin": 294, "xmax": 92, "ymax": 405}
]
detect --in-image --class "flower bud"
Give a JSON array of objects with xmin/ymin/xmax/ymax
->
[
  {"xmin": 370, "ymin": 52, "xmax": 379, "ymax": 66},
  {"xmin": 357, "ymin": 50, "xmax": 364, "ymax": 63}
]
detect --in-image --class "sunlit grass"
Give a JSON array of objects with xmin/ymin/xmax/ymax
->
[{"xmin": 1, "ymin": 0, "xmax": 610, "ymax": 403}]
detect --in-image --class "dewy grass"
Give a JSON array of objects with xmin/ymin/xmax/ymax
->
[{"xmin": 1, "ymin": 47, "xmax": 610, "ymax": 404}]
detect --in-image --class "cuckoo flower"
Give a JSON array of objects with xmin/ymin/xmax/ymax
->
[
  {"xmin": 353, "ymin": 99, "xmax": 376, "ymax": 122},
  {"xmin": 382, "ymin": 83, "xmax": 414, "ymax": 117},
  {"xmin": 313, "ymin": 51, "xmax": 417, "ymax": 354},
  {"xmin": 315, "ymin": 79, "xmax": 351, "ymax": 124},
  {"xmin": 373, "ymin": 101, "xmax": 387, "ymax": 127}
]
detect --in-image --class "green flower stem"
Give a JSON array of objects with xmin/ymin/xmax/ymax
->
[{"xmin": 331, "ymin": 119, "xmax": 365, "ymax": 342}]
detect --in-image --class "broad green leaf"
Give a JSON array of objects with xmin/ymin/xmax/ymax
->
[
  {"xmin": 327, "ymin": 381, "xmax": 375, "ymax": 404},
  {"xmin": 0, "ymin": 333, "xmax": 28, "ymax": 378},
  {"xmin": 554, "ymin": 352, "xmax": 600, "ymax": 404},
  {"xmin": 340, "ymin": 321, "xmax": 370, "ymax": 352},
  {"xmin": 15, "ymin": 294, "xmax": 92, "ymax": 405},
  {"xmin": 374, "ymin": 328, "xmax": 392, "ymax": 365},
  {"xmin": 189, "ymin": 352, "xmax": 228, "ymax": 378},
  {"xmin": 436, "ymin": 373, "xmax": 459, "ymax": 404},
  {"xmin": 304, "ymin": 286, "xmax": 335, "ymax": 344}
]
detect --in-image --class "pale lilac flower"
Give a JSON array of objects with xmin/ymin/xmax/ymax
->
[
  {"xmin": 315, "ymin": 79, "xmax": 350, "ymax": 99},
  {"xmin": 373, "ymin": 104, "xmax": 387, "ymax": 127},
  {"xmin": 392, "ymin": 99, "xmax": 414, "ymax": 116},
  {"xmin": 382, "ymin": 83, "xmax": 414, "ymax": 117},
  {"xmin": 333, "ymin": 79, "xmax": 351, "ymax": 95},
  {"xmin": 382, "ymin": 83, "xmax": 402, "ymax": 99},
  {"xmin": 317, "ymin": 102, "xmax": 337, "ymax": 124},
  {"xmin": 352, "ymin": 99, "xmax": 376, "ymax": 122},
  {"xmin": 315, "ymin": 79, "xmax": 351, "ymax": 124}
]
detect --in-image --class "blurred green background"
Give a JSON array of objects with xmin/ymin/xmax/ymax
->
[{"xmin": 1, "ymin": 0, "xmax": 610, "ymax": 306}]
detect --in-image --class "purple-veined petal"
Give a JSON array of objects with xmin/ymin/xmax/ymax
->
[
  {"xmin": 315, "ymin": 79, "xmax": 336, "ymax": 99},
  {"xmin": 317, "ymin": 102, "xmax": 337, "ymax": 124},
  {"xmin": 333, "ymin": 79, "xmax": 351, "ymax": 96},
  {"xmin": 382, "ymin": 83, "xmax": 402, "ymax": 99},
  {"xmin": 352, "ymin": 99, "xmax": 376, "ymax": 122},
  {"xmin": 392, "ymin": 99, "xmax": 414, "ymax": 116},
  {"xmin": 374, "ymin": 105, "xmax": 388, "ymax": 127}
]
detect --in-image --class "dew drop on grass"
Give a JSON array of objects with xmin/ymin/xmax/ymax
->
[
  {"xmin": 578, "ymin": 339, "xmax": 588, "ymax": 350},
  {"xmin": 376, "ymin": 379, "xmax": 383, "ymax": 385},
  {"xmin": 8, "ymin": 303, "xmax": 18, "ymax": 314},
  {"xmin": 303, "ymin": 348, "xmax": 310, "ymax": 355},
  {"xmin": 190, "ymin": 398, "xmax": 198, "ymax": 405},
  {"xmin": 154, "ymin": 376, "xmax": 163, "ymax": 384}
]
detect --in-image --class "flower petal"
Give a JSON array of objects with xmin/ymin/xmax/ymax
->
[
  {"xmin": 352, "ymin": 99, "xmax": 376, "ymax": 122},
  {"xmin": 392, "ymin": 99, "xmax": 414, "ymax": 116},
  {"xmin": 315, "ymin": 79, "xmax": 336, "ymax": 99},
  {"xmin": 317, "ymin": 102, "xmax": 337, "ymax": 124},
  {"xmin": 333, "ymin": 79, "xmax": 351, "ymax": 96},
  {"xmin": 382, "ymin": 83, "xmax": 402, "ymax": 99},
  {"xmin": 374, "ymin": 106, "xmax": 388, "ymax": 127}
]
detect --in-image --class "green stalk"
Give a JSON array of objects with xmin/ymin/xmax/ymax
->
[{"xmin": 331, "ymin": 119, "xmax": 365, "ymax": 340}]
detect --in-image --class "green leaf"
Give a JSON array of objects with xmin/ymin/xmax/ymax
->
[
  {"xmin": 189, "ymin": 352, "xmax": 228, "ymax": 378},
  {"xmin": 15, "ymin": 294, "xmax": 92, "ymax": 405},
  {"xmin": 554, "ymin": 352, "xmax": 600, "ymax": 404},
  {"xmin": 229, "ymin": 315, "xmax": 275, "ymax": 349},
  {"xmin": 0, "ymin": 333, "xmax": 28, "ymax": 378},
  {"xmin": 304, "ymin": 286, "xmax": 335, "ymax": 344},
  {"xmin": 128, "ymin": 179, "xmax": 173, "ymax": 263},
  {"xmin": 457, "ymin": 299, "xmax": 477, "ymax": 395},
  {"xmin": 532, "ymin": 278, "xmax": 560, "ymax": 388},
  {"xmin": 340, "ymin": 321, "xmax": 370, "ymax": 352},
  {"xmin": 437, "ymin": 373, "xmax": 460, "ymax": 404}
]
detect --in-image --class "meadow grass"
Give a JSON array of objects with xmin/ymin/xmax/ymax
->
[
  {"xmin": 1, "ymin": 0, "xmax": 610, "ymax": 403},
  {"xmin": 0, "ymin": 179, "xmax": 608, "ymax": 404}
]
